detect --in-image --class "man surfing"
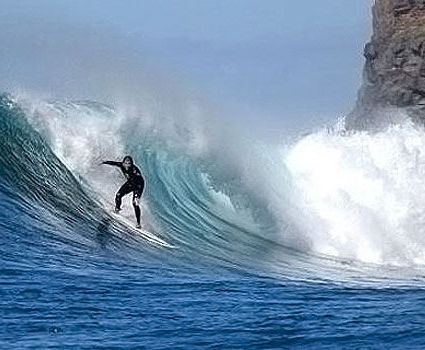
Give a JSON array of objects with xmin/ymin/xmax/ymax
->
[{"xmin": 102, "ymin": 156, "xmax": 145, "ymax": 229}]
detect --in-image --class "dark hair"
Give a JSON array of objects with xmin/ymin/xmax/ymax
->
[{"xmin": 122, "ymin": 156, "xmax": 134, "ymax": 165}]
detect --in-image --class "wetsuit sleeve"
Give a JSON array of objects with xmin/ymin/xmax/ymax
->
[
  {"xmin": 102, "ymin": 161, "xmax": 122, "ymax": 167},
  {"xmin": 133, "ymin": 165, "xmax": 142, "ymax": 175}
]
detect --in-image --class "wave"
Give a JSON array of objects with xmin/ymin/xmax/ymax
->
[{"xmin": 3, "ymin": 93, "xmax": 425, "ymax": 284}]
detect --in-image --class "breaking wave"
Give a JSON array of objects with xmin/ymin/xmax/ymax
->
[{"xmin": 3, "ymin": 93, "xmax": 425, "ymax": 284}]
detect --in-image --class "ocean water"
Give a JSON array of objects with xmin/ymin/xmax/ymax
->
[{"xmin": 2, "ymin": 93, "xmax": 425, "ymax": 349}]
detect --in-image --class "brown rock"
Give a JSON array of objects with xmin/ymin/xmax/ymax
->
[{"xmin": 346, "ymin": 0, "xmax": 425, "ymax": 130}]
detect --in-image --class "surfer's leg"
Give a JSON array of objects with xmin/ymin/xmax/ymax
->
[
  {"xmin": 132, "ymin": 180, "xmax": 144, "ymax": 227},
  {"xmin": 133, "ymin": 198, "xmax": 141, "ymax": 227},
  {"xmin": 115, "ymin": 181, "xmax": 133, "ymax": 211}
]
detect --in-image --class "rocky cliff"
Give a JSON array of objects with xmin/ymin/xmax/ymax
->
[{"xmin": 346, "ymin": 0, "xmax": 425, "ymax": 130}]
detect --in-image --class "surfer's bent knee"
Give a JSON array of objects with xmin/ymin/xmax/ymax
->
[{"xmin": 133, "ymin": 196, "xmax": 140, "ymax": 207}]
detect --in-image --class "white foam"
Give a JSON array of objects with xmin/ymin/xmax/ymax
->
[{"xmin": 283, "ymin": 118, "xmax": 425, "ymax": 266}]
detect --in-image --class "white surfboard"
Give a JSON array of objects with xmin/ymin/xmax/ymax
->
[{"xmin": 110, "ymin": 212, "xmax": 175, "ymax": 248}]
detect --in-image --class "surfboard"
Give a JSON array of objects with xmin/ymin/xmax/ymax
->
[{"xmin": 110, "ymin": 212, "xmax": 175, "ymax": 248}]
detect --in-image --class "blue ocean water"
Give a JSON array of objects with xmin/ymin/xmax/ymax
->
[{"xmin": 2, "ymin": 94, "xmax": 425, "ymax": 349}]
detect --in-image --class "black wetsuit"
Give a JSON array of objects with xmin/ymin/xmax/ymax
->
[{"xmin": 102, "ymin": 161, "xmax": 145, "ymax": 225}]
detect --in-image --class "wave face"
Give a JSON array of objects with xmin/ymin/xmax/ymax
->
[{"xmin": 3, "ymin": 93, "xmax": 425, "ymax": 284}]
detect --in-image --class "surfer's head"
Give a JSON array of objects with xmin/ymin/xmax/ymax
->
[{"xmin": 122, "ymin": 155, "xmax": 134, "ymax": 170}]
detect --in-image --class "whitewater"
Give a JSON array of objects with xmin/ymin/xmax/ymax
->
[{"xmin": 3, "ymin": 91, "xmax": 425, "ymax": 348}]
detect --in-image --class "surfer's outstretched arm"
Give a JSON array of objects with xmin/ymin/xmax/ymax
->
[{"xmin": 102, "ymin": 161, "xmax": 122, "ymax": 167}]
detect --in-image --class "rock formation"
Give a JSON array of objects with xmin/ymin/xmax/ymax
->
[{"xmin": 346, "ymin": 0, "xmax": 425, "ymax": 130}]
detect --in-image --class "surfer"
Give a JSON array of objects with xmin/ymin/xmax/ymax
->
[{"xmin": 101, "ymin": 156, "xmax": 144, "ymax": 229}]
